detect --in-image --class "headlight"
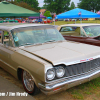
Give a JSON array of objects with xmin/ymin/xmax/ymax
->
[
  {"xmin": 56, "ymin": 67, "xmax": 65, "ymax": 78},
  {"xmin": 46, "ymin": 69, "xmax": 55, "ymax": 80}
]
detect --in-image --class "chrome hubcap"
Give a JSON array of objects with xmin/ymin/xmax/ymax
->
[{"xmin": 23, "ymin": 70, "xmax": 34, "ymax": 91}]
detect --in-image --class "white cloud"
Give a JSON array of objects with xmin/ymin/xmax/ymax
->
[
  {"xmin": 71, "ymin": 0, "xmax": 79, "ymax": 6},
  {"xmin": 38, "ymin": 0, "xmax": 79, "ymax": 7},
  {"xmin": 38, "ymin": 0, "xmax": 44, "ymax": 7},
  {"xmin": 39, "ymin": 3, "xmax": 44, "ymax": 7}
]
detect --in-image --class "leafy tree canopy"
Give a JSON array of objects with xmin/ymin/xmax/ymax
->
[
  {"xmin": 78, "ymin": 0, "xmax": 100, "ymax": 12},
  {"xmin": 43, "ymin": 11, "xmax": 51, "ymax": 17},
  {"xmin": 70, "ymin": 2, "xmax": 75, "ymax": 10},
  {"xmin": 9, "ymin": 1, "xmax": 40, "ymax": 12},
  {"xmin": 17, "ymin": 0, "xmax": 40, "ymax": 10},
  {"xmin": 43, "ymin": 0, "xmax": 71, "ymax": 14}
]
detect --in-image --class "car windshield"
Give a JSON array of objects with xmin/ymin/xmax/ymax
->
[
  {"xmin": 11, "ymin": 25, "xmax": 64, "ymax": 47},
  {"xmin": 83, "ymin": 25, "xmax": 100, "ymax": 37}
]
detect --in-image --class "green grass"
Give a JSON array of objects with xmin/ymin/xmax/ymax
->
[
  {"xmin": 49, "ymin": 20, "xmax": 100, "ymax": 25},
  {"xmin": 66, "ymin": 77, "xmax": 100, "ymax": 99}
]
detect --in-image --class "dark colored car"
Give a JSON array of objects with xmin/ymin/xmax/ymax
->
[
  {"xmin": 35, "ymin": 18, "xmax": 43, "ymax": 23},
  {"xmin": 57, "ymin": 24, "xmax": 100, "ymax": 46}
]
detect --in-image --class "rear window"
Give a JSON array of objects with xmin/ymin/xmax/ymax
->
[{"xmin": 60, "ymin": 26, "xmax": 77, "ymax": 32}]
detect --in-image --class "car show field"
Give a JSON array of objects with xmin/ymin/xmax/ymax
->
[
  {"xmin": 1, "ymin": 0, "xmax": 100, "ymax": 99},
  {"xmin": 1, "ymin": 21, "xmax": 100, "ymax": 100}
]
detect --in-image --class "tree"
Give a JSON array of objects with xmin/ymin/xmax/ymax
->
[
  {"xmin": 43, "ymin": 0, "xmax": 71, "ymax": 14},
  {"xmin": 78, "ymin": 0, "xmax": 100, "ymax": 12},
  {"xmin": 44, "ymin": 11, "xmax": 51, "ymax": 17},
  {"xmin": 70, "ymin": 2, "xmax": 75, "ymax": 10},
  {"xmin": 17, "ymin": 0, "xmax": 40, "ymax": 10},
  {"xmin": 9, "ymin": 1, "xmax": 39, "ymax": 12}
]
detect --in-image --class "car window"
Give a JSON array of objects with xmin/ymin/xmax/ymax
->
[
  {"xmin": 60, "ymin": 27, "xmax": 73, "ymax": 32},
  {"xmin": 60, "ymin": 26, "xmax": 78, "ymax": 32},
  {"xmin": 2, "ymin": 31, "xmax": 13, "ymax": 47},
  {"xmin": 60, "ymin": 26, "xmax": 81, "ymax": 36},
  {"xmin": 83, "ymin": 25, "xmax": 100, "ymax": 37}
]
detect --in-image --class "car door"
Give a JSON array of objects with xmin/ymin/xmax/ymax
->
[{"xmin": 0, "ymin": 30, "xmax": 16, "ymax": 74}]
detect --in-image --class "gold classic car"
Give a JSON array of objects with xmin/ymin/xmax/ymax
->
[
  {"xmin": 57, "ymin": 24, "xmax": 100, "ymax": 46},
  {"xmin": 1, "ymin": 23, "xmax": 100, "ymax": 95}
]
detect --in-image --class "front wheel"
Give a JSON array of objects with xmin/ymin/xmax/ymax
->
[{"xmin": 22, "ymin": 70, "xmax": 40, "ymax": 95}]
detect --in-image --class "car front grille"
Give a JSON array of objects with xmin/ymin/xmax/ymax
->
[{"xmin": 65, "ymin": 58, "xmax": 100, "ymax": 78}]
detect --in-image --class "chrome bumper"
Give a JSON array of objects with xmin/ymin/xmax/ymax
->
[{"xmin": 38, "ymin": 68, "xmax": 100, "ymax": 95}]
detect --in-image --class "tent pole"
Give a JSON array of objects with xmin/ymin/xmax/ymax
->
[
  {"xmin": 80, "ymin": 16, "xmax": 82, "ymax": 24},
  {"xmin": 53, "ymin": 16, "xmax": 55, "ymax": 25},
  {"xmin": 75, "ymin": 19, "xmax": 76, "ymax": 24},
  {"xmin": 80, "ymin": 19, "xmax": 82, "ymax": 24}
]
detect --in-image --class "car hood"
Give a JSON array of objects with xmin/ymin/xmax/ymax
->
[{"xmin": 20, "ymin": 41, "xmax": 100, "ymax": 66}]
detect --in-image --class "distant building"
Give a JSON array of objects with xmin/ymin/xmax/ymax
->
[{"xmin": 39, "ymin": 9, "xmax": 46, "ymax": 15}]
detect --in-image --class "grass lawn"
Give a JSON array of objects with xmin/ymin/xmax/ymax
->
[{"xmin": 50, "ymin": 20, "xmax": 100, "ymax": 26}]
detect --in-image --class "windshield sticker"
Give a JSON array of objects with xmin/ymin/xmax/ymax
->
[{"xmin": 14, "ymin": 37, "xmax": 19, "ymax": 42}]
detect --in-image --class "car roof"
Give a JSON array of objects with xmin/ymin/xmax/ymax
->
[
  {"xmin": 59, "ymin": 23, "xmax": 100, "ymax": 27},
  {"xmin": 0, "ymin": 23, "xmax": 52, "ymax": 31}
]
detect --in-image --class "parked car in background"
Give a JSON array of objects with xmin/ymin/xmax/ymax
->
[
  {"xmin": 0, "ymin": 18, "xmax": 3, "ymax": 20},
  {"xmin": 0, "ymin": 18, "xmax": 3, "ymax": 23},
  {"xmin": 47, "ymin": 19, "xmax": 52, "ymax": 23},
  {"xmin": 65, "ymin": 19, "xmax": 70, "ymax": 21},
  {"xmin": 57, "ymin": 19, "xmax": 64, "ymax": 21},
  {"xmin": 43, "ymin": 19, "xmax": 52, "ymax": 23},
  {"xmin": 3, "ymin": 20, "xmax": 18, "ymax": 23},
  {"xmin": 15, "ymin": 19, "xmax": 22, "ymax": 23},
  {"xmin": 37, "ymin": 18, "xmax": 43, "ymax": 23},
  {"xmin": 58, "ymin": 24, "xmax": 100, "ymax": 47},
  {"xmin": 71, "ymin": 19, "xmax": 77, "ymax": 21},
  {"xmin": 83, "ymin": 18, "xmax": 88, "ymax": 21},
  {"xmin": 1, "ymin": 23, "xmax": 100, "ymax": 95},
  {"xmin": 43, "ymin": 19, "xmax": 47, "ymax": 23}
]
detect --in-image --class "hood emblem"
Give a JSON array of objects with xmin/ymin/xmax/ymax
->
[{"xmin": 80, "ymin": 58, "xmax": 93, "ymax": 62}]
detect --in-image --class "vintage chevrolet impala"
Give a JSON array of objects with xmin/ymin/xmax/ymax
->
[
  {"xmin": 1, "ymin": 23, "xmax": 100, "ymax": 95},
  {"xmin": 57, "ymin": 24, "xmax": 100, "ymax": 46}
]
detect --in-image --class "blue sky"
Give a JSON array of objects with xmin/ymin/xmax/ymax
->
[{"xmin": 38, "ymin": 0, "xmax": 79, "ymax": 7}]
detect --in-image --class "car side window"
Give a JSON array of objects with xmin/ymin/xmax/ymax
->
[
  {"xmin": 60, "ymin": 27, "xmax": 73, "ymax": 32},
  {"xmin": 2, "ymin": 31, "xmax": 13, "ymax": 47}
]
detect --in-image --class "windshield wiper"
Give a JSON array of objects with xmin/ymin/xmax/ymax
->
[
  {"xmin": 33, "ymin": 43, "xmax": 43, "ymax": 45},
  {"xmin": 20, "ymin": 43, "xmax": 43, "ymax": 46},
  {"xmin": 20, "ymin": 43, "xmax": 32, "ymax": 46},
  {"xmin": 44, "ymin": 40, "xmax": 56, "ymax": 43},
  {"xmin": 25, "ymin": 43, "xmax": 32, "ymax": 45}
]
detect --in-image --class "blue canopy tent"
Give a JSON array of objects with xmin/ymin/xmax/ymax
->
[
  {"xmin": 56, "ymin": 8, "xmax": 100, "ymax": 19},
  {"xmin": 47, "ymin": 17, "xmax": 52, "ymax": 19}
]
